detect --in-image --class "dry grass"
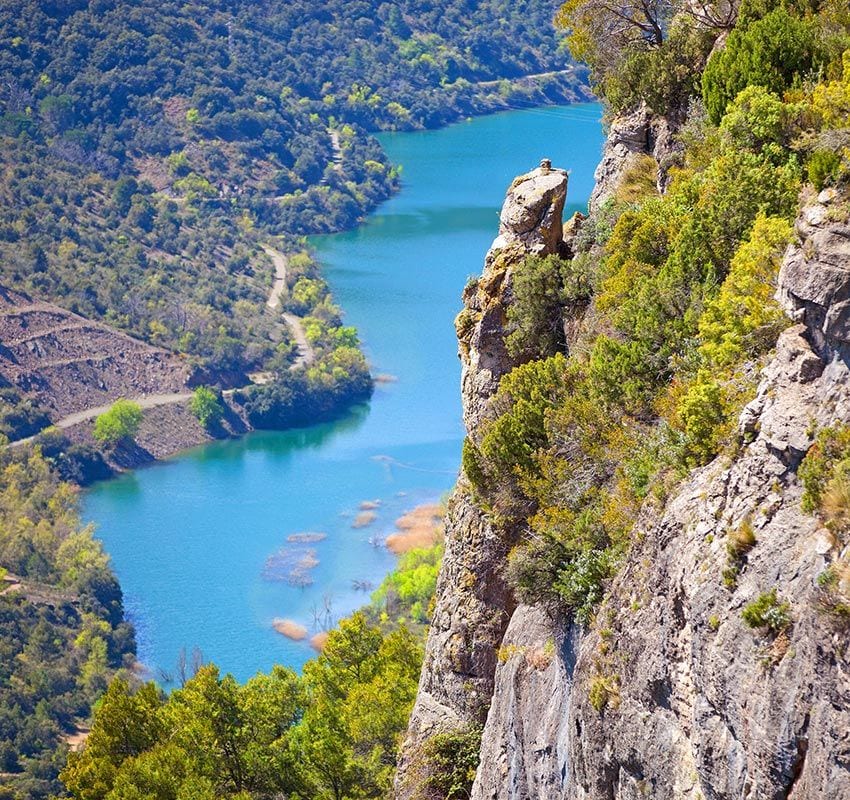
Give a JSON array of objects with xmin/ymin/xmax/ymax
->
[
  {"xmin": 614, "ymin": 153, "xmax": 659, "ymax": 204},
  {"xmin": 272, "ymin": 619, "xmax": 308, "ymax": 640},
  {"xmin": 385, "ymin": 504, "xmax": 443, "ymax": 554},
  {"xmin": 727, "ymin": 517, "xmax": 756, "ymax": 558},
  {"xmin": 823, "ymin": 473, "xmax": 850, "ymax": 532},
  {"xmin": 64, "ymin": 727, "xmax": 91, "ymax": 753},
  {"xmin": 352, "ymin": 510, "xmax": 378, "ymax": 528}
]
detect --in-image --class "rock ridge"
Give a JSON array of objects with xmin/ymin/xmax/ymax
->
[
  {"xmin": 468, "ymin": 188, "xmax": 850, "ymax": 798},
  {"xmin": 395, "ymin": 162, "xmax": 569, "ymax": 797},
  {"xmin": 398, "ymin": 122, "xmax": 850, "ymax": 797}
]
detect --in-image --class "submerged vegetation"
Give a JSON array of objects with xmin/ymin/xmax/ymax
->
[{"xmin": 0, "ymin": 439, "xmax": 444, "ymax": 799}]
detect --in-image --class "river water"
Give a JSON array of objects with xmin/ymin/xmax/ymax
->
[{"xmin": 83, "ymin": 104, "xmax": 604, "ymax": 683}]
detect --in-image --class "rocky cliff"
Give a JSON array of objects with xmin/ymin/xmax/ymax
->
[
  {"xmin": 396, "ymin": 161, "xmax": 570, "ymax": 795},
  {"xmin": 396, "ymin": 135, "xmax": 850, "ymax": 797}
]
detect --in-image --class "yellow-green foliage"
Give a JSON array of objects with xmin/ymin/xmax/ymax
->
[
  {"xmin": 614, "ymin": 153, "xmax": 659, "ymax": 205},
  {"xmin": 676, "ymin": 371, "xmax": 730, "ymax": 467},
  {"xmin": 697, "ymin": 215, "xmax": 792, "ymax": 369},
  {"xmin": 806, "ymin": 49, "xmax": 850, "ymax": 186},
  {"xmin": 63, "ymin": 613, "xmax": 423, "ymax": 800},
  {"xmin": 0, "ymin": 448, "xmax": 132, "ymax": 792},
  {"xmin": 371, "ymin": 543, "xmax": 443, "ymax": 624},
  {"xmin": 723, "ymin": 516, "xmax": 757, "ymax": 588},
  {"xmin": 809, "ymin": 50, "xmax": 850, "ymax": 129},
  {"xmin": 93, "ymin": 399, "xmax": 143, "ymax": 447},
  {"xmin": 588, "ymin": 675, "xmax": 617, "ymax": 712}
]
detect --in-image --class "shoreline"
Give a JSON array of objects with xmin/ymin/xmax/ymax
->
[
  {"xmin": 79, "ymin": 100, "xmax": 603, "ymax": 682},
  {"xmin": 25, "ymin": 97, "xmax": 599, "ymax": 484}
]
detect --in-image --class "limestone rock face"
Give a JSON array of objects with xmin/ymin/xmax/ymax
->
[
  {"xmin": 468, "ymin": 188, "xmax": 850, "ymax": 800},
  {"xmin": 398, "ymin": 133, "xmax": 850, "ymax": 795},
  {"xmin": 394, "ymin": 163, "xmax": 568, "ymax": 798},
  {"xmin": 473, "ymin": 320, "xmax": 850, "ymax": 799},
  {"xmin": 777, "ymin": 188, "xmax": 850, "ymax": 352},
  {"xmin": 589, "ymin": 103, "xmax": 684, "ymax": 212},
  {"xmin": 458, "ymin": 163, "xmax": 568, "ymax": 435},
  {"xmin": 495, "ymin": 162, "xmax": 569, "ymax": 255}
]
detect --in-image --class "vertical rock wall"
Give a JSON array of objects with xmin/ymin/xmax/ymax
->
[
  {"xmin": 395, "ymin": 162, "xmax": 569, "ymax": 798},
  {"xmin": 397, "ymin": 123, "xmax": 850, "ymax": 799},
  {"xmin": 469, "ymin": 188, "xmax": 850, "ymax": 800}
]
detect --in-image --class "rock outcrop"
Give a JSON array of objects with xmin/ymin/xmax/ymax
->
[
  {"xmin": 589, "ymin": 103, "xmax": 685, "ymax": 212},
  {"xmin": 473, "ymin": 311, "xmax": 850, "ymax": 798},
  {"xmin": 395, "ymin": 162, "xmax": 568, "ymax": 797},
  {"xmin": 400, "ymin": 148, "xmax": 850, "ymax": 795},
  {"xmin": 778, "ymin": 187, "xmax": 850, "ymax": 354}
]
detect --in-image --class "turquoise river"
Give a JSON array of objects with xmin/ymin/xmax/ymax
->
[{"xmin": 83, "ymin": 104, "xmax": 605, "ymax": 683}]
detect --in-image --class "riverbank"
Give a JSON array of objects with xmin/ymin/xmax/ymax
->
[{"xmin": 84, "ymin": 104, "xmax": 606, "ymax": 681}]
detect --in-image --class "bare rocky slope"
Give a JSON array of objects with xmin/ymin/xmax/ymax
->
[
  {"xmin": 0, "ymin": 285, "xmax": 193, "ymax": 419},
  {"xmin": 395, "ymin": 121, "xmax": 850, "ymax": 798},
  {"xmin": 0, "ymin": 285, "xmax": 246, "ymax": 462}
]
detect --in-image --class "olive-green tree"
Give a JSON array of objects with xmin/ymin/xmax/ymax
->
[{"xmin": 93, "ymin": 399, "xmax": 143, "ymax": 447}]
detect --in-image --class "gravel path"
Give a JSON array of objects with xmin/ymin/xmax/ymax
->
[
  {"xmin": 262, "ymin": 244, "xmax": 316, "ymax": 367},
  {"xmin": 262, "ymin": 244, "xmax": 289, "ymax": 310}
]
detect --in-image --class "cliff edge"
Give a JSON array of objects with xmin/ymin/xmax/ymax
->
[
  {"xmin": 395, "ymin": 161, "xmax": 569, "ymax": 797},
  {"xmin": 397, "ymin": 133, "xmax": 850, "ymax": 797}
]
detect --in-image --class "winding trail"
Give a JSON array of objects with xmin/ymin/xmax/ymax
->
[
  {"xmin": 56, "ymin": 393, "xmax": 196, "ymax": 428},
  {"xmin": 282, "ymin": 312, "xmax": 314, "ymax": 368},
  {"xmin": 7, "ymin": 242, "xmax": 318, "ymax": 449},
  {"xmin": 261, "ymin": 244, "xmax": 316, "ymax": 367},
  {"xmin": 8, "ymin": 392, "xmax": 196, "ymax": 449},
  {"xmin": 329, "ymin": 130, "xmax": 343, "ymax": 174},
  {"xmin": 262, "ymin": 244, "xmax": 289, "ymax": 310}
]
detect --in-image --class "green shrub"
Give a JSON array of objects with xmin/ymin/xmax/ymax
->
[
  {"xmin": 461, "ymin": 437, "xmax": 487, "ymax": 493},
  {"xmin": 676, "ymin": 371, "xmax": 729, "ymax": 467},
  {"xmin": 808, "ymin": 149, "xmax": 843, "ymax": 189},
  {"xmin": 419, "ymin": 726, "xmax": 482, "ymax": 800},
  {"xmin": 799, "ymin": 425, "xmax": 850, "ymax": 526},
  {"xmin": 553, "ymin": 547, "xmax": 614, "ymax": 624},
  {"xmin": 702, "ymin": 7, "xmax": 825, "ymax": 124},
  {"xmin": 741, "ymin": 588, "xmax": 791, "ymax": 632},
  {"xmin": 479, "ymin": 354, "xmax": 568, "ymax": 482},
  {"xmin": 603, "ymin": 20, "xmax": 715, "ymax": 114},
  {"xmin": 588, "ymin": 675, "xmax": 616, "ymax": 712},
  {"xmin": 816, "ymin": 564, "xmax": 850, "ymax": 620},
  {"xmin": 93, "ymin": 399, "xmax": 143, "ymax": 446},
  {"xmin": 505, "ymin": 254, "xmax": 568, "ymax": 361},
  {"xmin": 190, "ymin": 386, "xmax": 225, "ymax": 429}
]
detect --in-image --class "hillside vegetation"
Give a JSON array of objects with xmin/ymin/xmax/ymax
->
[
  {"xmin": 0, "ymin": 0, "xmax": 587, "ymax": 391},
  {"xmin": 463, "ymin": 0, "xmax": 850, "ymax": 626},
  {"xmin": 0, "ymin": 448, "xmax": 134, "ymax": 799}
]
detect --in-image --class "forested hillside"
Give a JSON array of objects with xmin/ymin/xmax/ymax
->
[
  {"xmin": 0, "ymin": 448, "xmax": 134, "ymax": 799},
  {"xmin": 0, "ymin": 0, "xmax": 588, "ymax": 386}
]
